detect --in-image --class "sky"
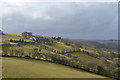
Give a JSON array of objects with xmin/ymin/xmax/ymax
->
[{"xmin": 0, "ymin": 0, "xmax": 118, "ymax": 40}]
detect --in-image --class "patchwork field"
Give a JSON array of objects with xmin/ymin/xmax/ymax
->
[
  {"xmin": 71, "ymin": 52, "xmax": 99, "ymax": 62},
  {"xmin": 1, "ymin": 33, "xmax": 118, "ymax": 79},
  {"xmin": 2, "ymin": 57, "xmax": 109, "ymax": 78}
]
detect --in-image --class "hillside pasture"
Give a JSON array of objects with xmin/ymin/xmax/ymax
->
[
  {"xmin": 71, "ymin": 52, "xmax": 99, "ymax": 63},
  {"xmin": 2, "ymin": 57, "xmax": 110, "ymax": 78}
]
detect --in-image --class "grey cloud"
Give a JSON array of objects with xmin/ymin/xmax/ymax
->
[{"xmin": 2, "ymin": 2, "xmax": 118, "ymax": 40}]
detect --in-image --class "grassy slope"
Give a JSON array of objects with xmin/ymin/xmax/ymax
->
[
  {"xmin": 71, "ymin": 52, "xmax": 99, "ymax": 62},
  {"xmin": 47, "ymin": 42, "xmax": 72, "ymax": 51},
  {"xmin": 2, "ymin": 33, "xmax": 23, "ymax": 44},
  {"xmin": 77, "ymin": 40, "xmax": 118, "ymax": 51},
  {"xmin": 2, "ymin": 57, "xmax": 108, "ymax": 78},
  {"xmin": 8, "ymin": 44, "xmax": 51, "ymax": 55},
  {"xmin": 2, "ymin": 33, "xmax": 33, "ymax": 44},
  {"xmin": 2, "ymin": 33, "xmax": 113, "ymax": 79}
]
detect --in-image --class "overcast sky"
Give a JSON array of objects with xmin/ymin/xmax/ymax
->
[{"xmin": 1, "ymin": 0, "xmax": 118, "ymax": 40}]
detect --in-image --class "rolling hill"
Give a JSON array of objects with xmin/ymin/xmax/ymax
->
[
  {"xmin": 2, "ymin": 57, "xmax": 108, "ymax": 78},
  {"xmin": 1, "ymin": 33, "xmax": 118, "ymax": 79}
]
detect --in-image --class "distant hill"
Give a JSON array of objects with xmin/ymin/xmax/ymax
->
[
  {"xmin": 62, "ymin": 39, "xmax": 118, "ymax": 51},
  {"xmin": 79, "ymin": 40, "xmax": 118, "ymax": 51}
]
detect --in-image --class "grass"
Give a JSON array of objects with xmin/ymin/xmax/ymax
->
[
  {"xmin": 2, "ymin": 57, "xmax": 111, "ymax": 78},
  {"xmin": 8, "ymin": 44, "xmax": 53, "ymax": 56},
  {"xmin": 2, "ymin": 33, "xmax": 33, "ymax": 44},
  {"xmin": 2, "ymin": 33, "xmax": 23, "ymax": 44},
  {"xmin": 47, "ymin": 42, "xmax": 72, "ymax": 51},
  {"xmin": 71, "ymin": 52, "xmax": 99, "ymax": 63}
]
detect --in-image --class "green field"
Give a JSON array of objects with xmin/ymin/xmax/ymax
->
[
  {"xmin": 47, "ymin": 42, "xmax": 72, "ymax": 51},
  {"xmin": 71, "ymin": 52, "xmax": 99, "ymax": 62},
  {"xmin": 2, "ymin": 57, "xmax": 109, "ymax": 78},
  {"xmin": 1, "ymin": 33, "xmax": 117, "ymax": 79}
]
